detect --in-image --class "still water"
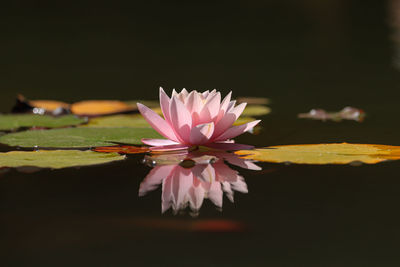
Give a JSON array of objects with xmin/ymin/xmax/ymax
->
[{"xmin": 1, "ymin": 1, "xmax": 400, "ymax": 266}]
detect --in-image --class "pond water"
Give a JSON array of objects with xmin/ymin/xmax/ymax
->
[{"xmin": 2, "ymin": 1, "xmax": 400, "ymax": 266}]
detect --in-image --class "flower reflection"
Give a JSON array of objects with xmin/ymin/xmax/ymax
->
[{"xmin": 139, "ymin": 150, "xmax": 261, "ymax": 215}]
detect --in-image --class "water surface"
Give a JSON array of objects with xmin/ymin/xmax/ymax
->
[{"xmin": 1, "ymin": 1, "xmax": 400, "ymax": 266}]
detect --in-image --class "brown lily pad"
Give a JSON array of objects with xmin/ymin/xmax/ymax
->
[{"xmin": 70, "ymin": 100, "xmax": 137, "ymax": 116}]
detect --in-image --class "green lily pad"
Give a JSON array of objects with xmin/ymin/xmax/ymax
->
[
  {"xmin": 242, "ymin": 105, "xmax": 271, "ymax": 116},
  {"xmin": 234, "ymin": 116, "xmax": 257, "ymax": 126},
  {"xmin": 0, "ymin": 150, "xmax": 125, "ymax": 169},
  {"xmin": 82, "ymin": 114, "xmax": 151, "ymax": 128},
  {"xmin": 235, "ymin": 143, "xmax": 400, "ymax": 165},
  {"xmin": 0, "ymin": 127, "xmax": 162, "ymax": 148},
  {"xmin": 0, "ymin": 114, "xmax": 86, "ymax": 131}
]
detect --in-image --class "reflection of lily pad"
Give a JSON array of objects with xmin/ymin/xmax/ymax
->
[
  {"xmin": 236, "ymin": 143, "xmax": 400, "ymax": 165},
  {"xmin": 0, "ymin": 127, "xmax": 162, "ymax": 148},
  {"xmin": 0, "ymin": 114, "xmax": 86, "ymax": 131},
  {"xmin": 81, "ymin": 114, "xmax": 150, "ymax": 128},
  {"xmin": 0, "ymin": 150, "xmax": 125, "ymax": 169}
]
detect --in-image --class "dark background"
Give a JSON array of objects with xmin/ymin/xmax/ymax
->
[
  {"xmin": 1, "ymin": 1, "xmax": 398, "ymax": 112},
  {"xmin": 2, "ymin": 1, "xmax": 400, "ymax": 266}
]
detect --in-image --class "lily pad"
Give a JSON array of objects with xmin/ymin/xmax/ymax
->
[
  {"xmin": 70, "ymin": 100, "xmax": 136, "ymax": 116},
  {"xmin": 242, "ymin": 105, "xmax": 271, "ymax": 116},
  {"xmin": 81, "ymin": 114, "xmax": 151, "ymax": 128},
  {"xmin": 0, "ymin": 127, "xmax": 162, "ymax": 148},
  {"xmin": 0, "ymin": 150, "xmax": 125, "ymax": 169},
  {"xmin": 235, "ymin": 143, "xmax": 400, "ymax": 165},
  {"xmin": 0, "ymin": 114, "xmax": 86, "ymax": 131}
]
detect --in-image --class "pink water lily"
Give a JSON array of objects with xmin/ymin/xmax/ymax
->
[{"xmin": 137, "ymin": 88, "xmax": 261, "ymax": 150}]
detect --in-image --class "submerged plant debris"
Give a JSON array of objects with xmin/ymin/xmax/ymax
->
[
  {"xmin": 298, "ymin": 107, "xmax": 365, "ymax": 122},
  {"xmin": 93, "ymin": 145, "xmax": 150, "ymax": 154}
]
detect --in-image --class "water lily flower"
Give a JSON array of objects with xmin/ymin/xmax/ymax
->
[{"xmin": 137, "ymin": 88, "xmax": 261, "ymax": 151}]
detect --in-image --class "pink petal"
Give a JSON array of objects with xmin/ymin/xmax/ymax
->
[
  {"xmin": 230, "ymin": 176, "xmax": 248, "ymax": 193},
  {"xmin": 197, "ymin": 164, "xmax": 216, "ymax": 183},
  {"xmin": 171, "ymin": 166, "xmax": 193, "ymax": 210},
  {"xmin": 141, "ymin": 138, "xmax": 179, "ymax": 147},
  {"xmin": 169, "ymin": 96, "xmax": 192, "ymax": 143},
  {"xmin": 214, "ymin": 120, "xmax": 261, "ymax": 141},
  {"xmin": 213, "ymin": 161, "xmax": 239, "ymax": 182},
  {"xmin": 139, "ymin": 165, "xmax": 175, "ymax": 196},
  {"xmin": 137, "ymin": 103, "xmax": 178, "ymax": 142},
  {"xmin": 214, "ymin": 91, "xmax": 232, "ymax": 123},
  {"xmin": 213, "ymin": 102, "xmax": 246, "ymax": 138},
  {"xmin": 222, "ymin": 182, "xmax": 235, "ymax": 203},
  {"xmin": 200, "ymin": 92, "xmax": 221, "ymax": 122},
  {"xmin": 202, "ymin": 90, "xmax": 210, "ymax": 98},
  {"xmin": 220, "ymin": 91, "xmax": 232, "ymax": 113},
  {"xmin": 180, "ymin": 88, "xmax": 189, "ymax": 100},
  {"xmin": 191, "ymin": 164, "xmax": 209, "ymax": 179},
  {"xmin": 188, "ymin": 185, "xmax": 205, "ymax": 211},
  {"xmin": 223, "ymin": 154, "xmax": 261, "ymax": 170},
  {"xmin": 206, "ymin": 89, "xmax": 217, "ymax": 99},
  {"xmin": 186, "ymin": 90, "xmax": 202, "ymax": 115},
  {"xmin": 161, "ymin": 171, "xmax": 174, "ymax": 213},
  {"xmin": 189, "ymin": 122, "xmax": 215, "ymax": 145},
  {"xmin": 227, "ymin": 100, "xmax": 237, "ymax": 112},
  {"xmin": 207, "ymin": 182, "xmax": 223, "ymax": 208},
  {"xmin": 159, "ymin": 87, "xmax": 172, "ymax": 123}
]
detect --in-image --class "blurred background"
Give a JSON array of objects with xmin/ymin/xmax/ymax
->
[{"xmin": 1, "ymin": 0, "xmax": 399, "ymax": 113}]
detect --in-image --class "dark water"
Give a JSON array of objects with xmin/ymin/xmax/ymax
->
[{"xmin": 2, "ymin": 1, "xmax": 400, "ymax": 266}]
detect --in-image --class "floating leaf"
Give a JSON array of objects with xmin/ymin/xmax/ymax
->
[
  {"xmin": 237, "ymin": 97, "xmax": 270, "ymax": 105},
  {"xmin": 0, "ymin": 127, "xmax": 162, "ymax": 148},
  {"xmin": 242, "ymin": 105, "xmax": 271, "ymax": 116},
  {"xmin": 235, "ymin": 143, "xmax": 400, "ymax": 165},
  {"xmin": 93, "ymin": 145, "xmax": 150, "ymax": 154},
  {"xmin": 0, "ymin": 114, "xmax": 86, "ymax": 131},
  {"xmin": 298, "ymin": 107, "xmax": 365, "ymax": 122},
  {"xmin": 70, "ymin": 100, "xmax": 136, "ymax": 116},
  {"xmin": 81, "ymin": 114, "xmax": 150, "ymax": 128},
  {"xmin": 0, "ymin": 150, "xmax": 125, "ymax": 169}
]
